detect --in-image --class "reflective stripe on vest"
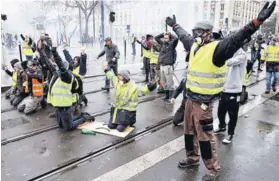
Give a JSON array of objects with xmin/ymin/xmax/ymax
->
[
  {"xmin": 242, "ymin": 69, "xmax": 249, "ymax": 86},
  {"xmin": 150, "ymin": 51, "xmax": 159, "ymax": 64},
  {"xmin": 32, "ymin": 79, "xmax": 43, "ymax": 97},
  {"xmin": 186, "ymin": 41, "xmax": 227, "ymax": 95},
  {"xmin": 47, "ymin": 77, "xmax": 74, "ymax": 107},
  {"xmin": 73, "ymin": 66, "xmax": 84, "ymax": 79},
  {"xmin": 263, "ymin": 45, "xmax": 279, "ymax": 62},
  {"xmin": 143, "ymin": 49, "xmax": 151, "ymax": 59},
  {"xmin": 22, "ymin": 42, "xmax": 33, "ymax": 56},
  {"xmin": 112, "ymin": 81, "xmax": 138, "ymax": 123},
  {"xmin": 11, "ymin": 72, "xmax": 17, "ymax": 87},
  {"xmin": 24, "ymin": 77, "xmax": 44, "ymax": 96}
]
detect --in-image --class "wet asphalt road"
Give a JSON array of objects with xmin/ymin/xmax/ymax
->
[{"xmin": 1, "ymin": 72, "xmax": 274, "ymax": 181}]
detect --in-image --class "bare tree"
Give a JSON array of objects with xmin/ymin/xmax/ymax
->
[
  {"xmin": 65, "ymin": 1, "xmax": 99, "ymax": 42},
  {"xmin": 58, "ymin": 15, "xmax": 78, "ymax": 45}
]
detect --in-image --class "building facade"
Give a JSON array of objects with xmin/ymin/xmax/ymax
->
[{"xmin": 107, "ymin": 0, "xmax": 270, "ymax": 40}]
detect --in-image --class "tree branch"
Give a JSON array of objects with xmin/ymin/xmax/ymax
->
[
  {"xmin": 69, "ymin": 25, "xmax": 78, "ymax": 39},
  {"xmin": 88, "ymin": 1, "xmax": 98, "ymax": 10},
  {"xmin": 65, "ymin": 1, "xmax": 78, "ymax": 8},
  {"xmin": 76, "ymin": 1, "xmax": 86, "ymax": 15}
]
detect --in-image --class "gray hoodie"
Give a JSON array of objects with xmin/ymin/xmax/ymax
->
[{"xmin": 223, "ymin": 48, "xmax": 247, "ymax": 94}]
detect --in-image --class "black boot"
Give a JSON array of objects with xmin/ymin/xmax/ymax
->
[
  {"xmin": 163, "ymin": 90, "xmax": 170, "ymax": 102},
  {"xmin": 101, "ymin": 87, "xmax": 110, "ymax": 92},
  {"xmin": 157, "ymin": 87, "xmax": 165, "ymax": 94}
]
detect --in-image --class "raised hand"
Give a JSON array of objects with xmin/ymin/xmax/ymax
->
[
  {"xmin": 257, "ymin": 1, "xmax": 276, "ymax": 22},
  {"xmin": 166, "ymin": 15, "xmax": 176, "ymax": 27}
]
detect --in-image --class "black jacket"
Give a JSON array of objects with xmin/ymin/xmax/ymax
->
[
  {"xmin": 48, "ymin": 48, "xmax": 78, "ymax": 99},
  {"xmin": 173, "ymin": 21, "xmax": 260, "ymax": 103},
  {"xmin": 155, "ymin": 33, "xmax": 178, "ymax": 66},
  {"xmin": 63, "ymin": 49, "xmax": 87, "ymax": 76},
  {"xmin": 172, "ymin": 77, "xmax": 187, "ymax": 100}
]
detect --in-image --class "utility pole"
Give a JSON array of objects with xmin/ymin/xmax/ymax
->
[
  {"xmin": 93, "ymin": 8, "xmax": 96, "ymax": 40},
  {"xmin": 275, "ymin": 13, "xmax": 279, "ymax": 34},
  {"xmin": 101, "ymin": 0, "xmax": 105, "ymax": 47},
  {"xmin": 79, "ymin": 8, "xmax": 82, "ymax": 44}
]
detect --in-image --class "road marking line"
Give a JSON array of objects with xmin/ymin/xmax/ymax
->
[{"xmin": 92, "ymin": 85, "xmax": 278, "ymax": 181}]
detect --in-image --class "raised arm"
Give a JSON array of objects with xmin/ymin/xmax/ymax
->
[
  {"xmin": 155, "ymin": 33, "xmax": 164, "ymax": 45},
  {"xmin": 166, "ymin": 15, "xmax": 194, "ymax": 51},
  {"xmin": 213, "ymin": 1, "xmax": 276, "ymax": 67}
]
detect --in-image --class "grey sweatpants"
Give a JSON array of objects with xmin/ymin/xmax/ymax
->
[
  {"xmin": 160, "ymin": 65, "xmax": 174, "ymax": 90},
  {"xmin": 18, "ymin": 96, "xmax": 42, "ymax": 114}
]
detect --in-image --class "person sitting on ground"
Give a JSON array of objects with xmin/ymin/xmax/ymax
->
[
  {"xmin": 9, "ymin": 62, "xmax": 28, "ymax": 107},
  {"xmin": 17, "ymin": 61, "xmax": 44, "ymax": 115},
  {"xmin": 103, "ymin": 62, "xmax": 157, "ymax": 132},
  {"xmin": 2, "ymin": 58, "xmax": 20, "ymax": 99},
  {"xmin": 47, "ymin": 42, "xmax": 94, "ymax": 131},
  {"xmin": 63, "ymin": 44, "xmax": 88, "ymax": 106}
]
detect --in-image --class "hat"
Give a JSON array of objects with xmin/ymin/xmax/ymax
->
[
  {"xmin": 193, "ymin": 21, "xmax": 213, "ymax": 30},
  {"xmin": 10, "ymin": 59, "xmax": 19, "ymax": 68},
  {"xmin": 118, "ymin": 70, "xmax": 130, "ymax": 81},
  {"xmin": 14, "ymin": 62, "xmax": 22, "ymax": 69},
  {"xmin": 105, "ymin": 37, "xmax": 112, "ymax": 42},
  {"xmin": 62, "ymin": 61, "xmax": 69, "ymax": 70},
  {"xmin": 146, "ymin": 34, "xmax": 153, "ymax": 40}
]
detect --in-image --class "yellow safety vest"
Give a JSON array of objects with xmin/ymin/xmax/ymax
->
[
  {"xmin": 262, "ymin": 45, "xmax": 279, "ymax": 62},
  {"xmin": 150, "ymin": 50, "xmax": 159, "ymax": 64},
  {"xmin": 47, "ymin": 76, "xmax": 76, "ymax": 107},
  {"xmin": 11, "ymin": 72, "xmax": 17, "ymax": 87},
  {"xmin": 242, "ymin": 69, "xmax": 249, "ymax": 86},
  {"xmin": 22, "ymin": 41, "xmax": 33, "ymax": 56},
  {"xmin": 73, "ymin": 66, "xmax": 85, "ymax": 79},
  {"xmin": 186, "ymin": 41, "xmax": 227, "ymax": 95},
  {"xmin": 143, "ymin": 48, "xmax": 151, "ymax": 59},
  {"xmin": 105, "ymin": 71, "xmax": 150, "ymax": 123}
]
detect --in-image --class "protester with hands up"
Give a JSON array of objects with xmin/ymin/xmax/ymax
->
[{"xmin": 165, "ymin": 2, "xmax": 276, "ymax": 181}]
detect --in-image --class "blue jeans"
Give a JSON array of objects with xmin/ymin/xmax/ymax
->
[
  {"xmin": 56, "ymin": 107, "xmax": 85, "ymax": 131},
  {"xmin": 266, "ymin": 72, "xmax": 279, "ymax": 90}
]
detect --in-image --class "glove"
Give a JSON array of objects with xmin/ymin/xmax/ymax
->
[
  {"xmin": 170, "ymin": 98, "xmax": 175, "ymax": 104},
  {"xmin": 147, "ymin": 82, "xmax": 157, "ymax": 92},
  {"xmin": 256, "ymin": 1, "xmax": 276, "ymax": 23},
  {"xmin": 166, "ymin": 15, "xmax": 176, "ymax": 27}
]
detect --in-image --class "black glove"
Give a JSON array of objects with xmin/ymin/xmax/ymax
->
[
  {"xmin": 166, "ymin": 15, "xmax": 176, "ymax": 27},
  {"xmin": 257, "ymin": 1, "xmax": 276, "ymax": 22},
  {"xmin": 147, "ymin": 82, "xmax": 157, "ymax": 92}
]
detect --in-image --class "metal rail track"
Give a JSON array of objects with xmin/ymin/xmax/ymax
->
[
  {"xmin": 1, "ymin": 94, "xmax": 164, "ymax": 146},
  {"xmin": 28, "ymin": 77, "xmax": 269, "ymax": 181},
  {"xmin": 1, "ymin": 68, "xmax": 185, "ymax": 113},
  {"xmin": 1, "ymin": 74, "xmax": 265, "ymax": 146}
]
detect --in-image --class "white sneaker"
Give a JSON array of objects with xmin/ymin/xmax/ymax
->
[{"xmin": 222, "ymin": 135, "xmax": 233, "ymax": 144}]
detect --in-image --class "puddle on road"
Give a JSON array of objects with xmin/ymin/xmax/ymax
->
[
  {"xmin": 256, "ymin": 121, "xmax": 275, "ymax": 134},
  {"xmin": 270, "ymin": 93, "xmax": 279, "ymax": 102},
  {"xmin": 1, "ymin": 117, "xmax": 31, "ymax": 130}
]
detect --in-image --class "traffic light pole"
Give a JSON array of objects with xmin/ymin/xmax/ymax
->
[
  {"xmin": 110, "ymin": 22, "xmax": 113, "ymax": 40},
  {"xmin": 100, "ymin": 0, "xmax": 105, "ymax": 48}
]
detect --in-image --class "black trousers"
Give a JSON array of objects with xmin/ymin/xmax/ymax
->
[
  {"xmin": 143, "ymin": 57, "xmax": 150, "ymax": 82},
  {"xmin": 217, "ymin": 93, "xmax": 240, "ymax": 135},
  {"xmin": 173, "ymin": 98, "xmax": 186, "ymax": 125}
]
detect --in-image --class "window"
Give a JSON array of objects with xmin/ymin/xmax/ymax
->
[
  {"xmin": 221, "ymin": 3, "xmax": 224, "ymax": 10},
  {"xmin": 220, "ymin": 12, "xmax": 224, "ymax": 19}
]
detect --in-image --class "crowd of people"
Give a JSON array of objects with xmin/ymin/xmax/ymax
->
[{"xmin": 2, "ymin": 1, "xmax": 279, "ymax": 181}]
